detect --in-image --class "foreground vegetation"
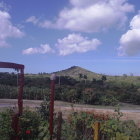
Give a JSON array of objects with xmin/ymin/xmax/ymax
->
[
  {"xmin": 0, "ymin": 67, "xmax": 140, "ymax": 139},
  {"xmin": 0, "ymin": 71, "xmax": 140, "ymax": 105},
  {"xmin": 0, "ymin": 99, "xmax": 140, "ymax": 140}
]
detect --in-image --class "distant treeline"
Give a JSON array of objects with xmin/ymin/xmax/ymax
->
[{"xmin": 0, "ymin": 72, "xmax": 140, "ymax": 105}]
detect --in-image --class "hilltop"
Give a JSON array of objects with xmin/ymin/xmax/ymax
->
[
  {"xmin": 23, "ymin": 66, "xmax": 102, "ymax": 80},
  {"xmin": 25, "ymin": 66, "xmax": 140, "ymax": 84},
  {"xmin": 53, "ymin": 66, "xmax": 102, "ymax": 80}
]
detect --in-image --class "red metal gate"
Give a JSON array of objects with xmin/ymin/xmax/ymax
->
[{"xmin": 0, "ymin": 62, "xmax": 24, "ymax": 140}]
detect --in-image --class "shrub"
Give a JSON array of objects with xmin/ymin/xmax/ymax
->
[
  {"xmin": 37, "ymin": 98, "xmax": 50, "ymax": 121},
  {"xmin": 62, "ymin": 112, "xmax": 95, "ymax": 140},
  {"xmin": 0, "ymin": 109, "xmax": 14, "ymax": 140},
  {"xmin": 19, "ymin": 109, "xmax": 42, "ymax": 140},
  {"xmin": 38, "ymin": 121, "xmax": 50, "ymax": 140}
]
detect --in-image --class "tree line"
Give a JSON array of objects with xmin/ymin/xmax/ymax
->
[{"xmin": 0, "ymin": 72, "xmax": 140, "ymax": 105}]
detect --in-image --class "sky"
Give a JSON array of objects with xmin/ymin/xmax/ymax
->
[{"xmin": 0, "ymin": 0, "xmax": 140, "ymax": 75}]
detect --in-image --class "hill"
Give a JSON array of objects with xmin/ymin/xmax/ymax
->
[
  {"xmin": 53, "ymin": 66, "xmax": 102, "ymax": 80},
  {"xmin": 52, "ymin": 66, "xmax": 140, "ymax": 86},
  {"xmin": 25, "ymin": 66, "xmax": 140, "ymax": 85}
]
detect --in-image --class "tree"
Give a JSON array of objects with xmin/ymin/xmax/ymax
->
[
  {"xmin": 92, "ymin": 78, "xmax": 96, "ymax": 84},
  {"xmin": 79, "ymin": 73, "xmax": 83, "ymax": 81},
  {"xmin": 101, "ymin": 75, "xmax": 107, "ymax": 81},
  {"xmin": 123, "ymin": 74, "xmax": 127, "ymax": 78},
  {"xmin": 83, "ymin": 75, "xmax": 87, "ymax": 85}
]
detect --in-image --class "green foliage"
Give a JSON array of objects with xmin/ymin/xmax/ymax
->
[
  {"xmin": 37, "ymin": 99, "xmax": 55, "ymax": 140},
  {"xmin": 0, "ymin": 72, "xmax": 17, "ymax": 86},
  {"xmin": 0, "ymin": 106, "xmax": 140, "ymax": 140},
  {"xmin": 37, "ymin": 98, "xmax": 50, "ymax": 121},
  {"xmin": 1, "ymin": 71, "xmax": 140, "ymax": 105},
  {"xmin": 0, "ymin": 103, "xmax": 51, "ymax": 140},
  {"xmin": 0, "ymin": 109, "xmax": 14, "ymax": 140},
  {"xmin": 62, "ymin": 112, "xmax": 94, "ymax": 140},
  {"xmin": 102, "ymin": 75, "xmax": 107, "ymax": 81},
  {"xmin": 61, "ymin": 107, "xmax": 140, "ymax": 140},
  {"xmin": 119, "ymin": 120, "xmax": 140, "ymax": 139},
  {"xmin": 19, "ymin": 109, "xmax": 42, "ymax": 140},
  {"xmin": 38, "ymin": 121, "xmax": 50, "ymax": 140},
  {"xmin": 101, "ymin": 119, "xmax": 140, "ymax": 140},
  {"xmin": 100, "ymin": 95, "xmax": 118, "ymax": 106},
  {"xmin": 100, "ymin": 106, "xmax": 140, "ymax": 140},
  {"xmin": 115, "ymin": 133, "xmax": 130, "ymax": 140},
  {"xmin": 0, "ymin": 84, "xmax": 18, "ymax": 98}
]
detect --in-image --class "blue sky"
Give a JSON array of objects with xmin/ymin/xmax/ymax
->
[{"xmin": 0, "ymin": 0, "xmax": 140, "ymax": 75}]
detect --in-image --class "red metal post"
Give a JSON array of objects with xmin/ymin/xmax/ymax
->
[
  {"xmin": 18, "ymin": 68, "xmax": 24, "ymax": 115},
  {"xmin": 12, "ymin": 67, "xmax": 24, "ymax": 140},
  {"xmin": 49, "ymin": 74, "xmax": 56, "ymax": 140},
  {"xmin": 57, "ymin": 112, "xmax": 62, "ymax": 140}
]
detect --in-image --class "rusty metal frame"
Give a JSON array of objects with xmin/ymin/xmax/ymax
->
[
  {"xmin": 0, "ymin": 62, "xmax": 24, "ymax": 140},
  {"xmin": 0, "ymin": 61, "xmax": 24, "ymax": 114}
]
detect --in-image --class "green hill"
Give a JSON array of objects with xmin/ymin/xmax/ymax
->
[
  {"xmin": 53, "ymin": 66, "xmax": 102, "ymax": 80},
  {"xmin": 52, "ymin": 66, "xmax": 140, "ymax": 86},
  {"xmin": 25, "ymin": 66, "xmax": 140, "ymax": 86}
]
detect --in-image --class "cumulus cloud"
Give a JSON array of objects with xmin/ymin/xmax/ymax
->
[
  {"xmin": 22, "ymin": 43, "xmax": 54, "ymax": 55},
  {"xmin": 0, "ymin": 10, "xmax": 24, "ymax": 47},
  {"xmin": 56, "ymin": 33, "xmax": 101, "ymax": 56},
  {"xmin": 0, "ymin": 2, "xmax": 10, "ymax": 11},
  {"xmin": 130, "ymin": 13, "xmax": 140, "ymax": 29},
  {"xmin": 26, "ymin": 16, "xmax": 39, "ymax": 25},
  {"xmin": 38, "ymin": 0, "xmax": 134, "ymax": 32},
  {"xmin": 70, "ymin": 0, "xmax": 99, "ymax": 7},
  {"xmin": 118, "ymin": 12, "xmax": 140, "ymax": 56}
]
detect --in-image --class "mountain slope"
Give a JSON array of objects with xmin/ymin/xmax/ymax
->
[
  {"xmin": 53, "ymin": 66, "xmax": 101, "ymax": 80},
  {"xmin": 25, "ymin": 66, "xmax": 140, "ymax": 85}
]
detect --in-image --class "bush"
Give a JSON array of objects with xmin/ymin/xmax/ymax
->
[
  {"xmin": 37, "ymin": 98, "xmax": 50, "ymax": 121},
  {"xmin": 19, "ymin": 109, "xmax": 42, "ymax": 140},
  {"xmin": 0, "ymin": 109, "xmax": 14, "ymax": 140},
  {"xmin": 38, "ymin": 121, "xmax": 50, "ymax": 140},
  {"xmin": 61, "ymin": 109, "xmax": 140, "ymax": 140},
  {"xmin": 100, "ymin": 95, "xmax": 118, "ymax": 106},
  {"xmin": 62, "ymin": 112, "xmax": 95, "ymax": 140}
]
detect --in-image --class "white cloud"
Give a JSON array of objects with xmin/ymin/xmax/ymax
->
[
  {"xmin": 0, "ymin": 10, "xmax": 24, "ymax": 47},
  {"xmin": 22, "ymin": 43, "xmax": 54, "ymax": 55},
  {"xmin": 0, "ymin": 2, "xmax": 10, "ymax": 11},
  {"xmin": 39, "ymin": 20, "xmax": 54, "ymax": 28},
  {"xmin": 23, "ymin": 34, "xmax": 101, "ymax": 55},
  {"xmin": 70, "ymin": 0, "xmax": 99, "ymax": 7},
  {"xmin": 26, "ymin": 16, "xmax": 39, "ymax": 25},
  {"xmin": 130, "ymin": 13, "xmax": 140, "ymax": 29},
  {"xmin": 56, "ymin": 33, "xmax": 101, "ymax": 56},
  {"xmin": 39, "ymin": 0, "xmax": 134, "ymax": 32},
  {"xmin": 118, "ymin": 12, "xmax": 140, "ymax": 56}
]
